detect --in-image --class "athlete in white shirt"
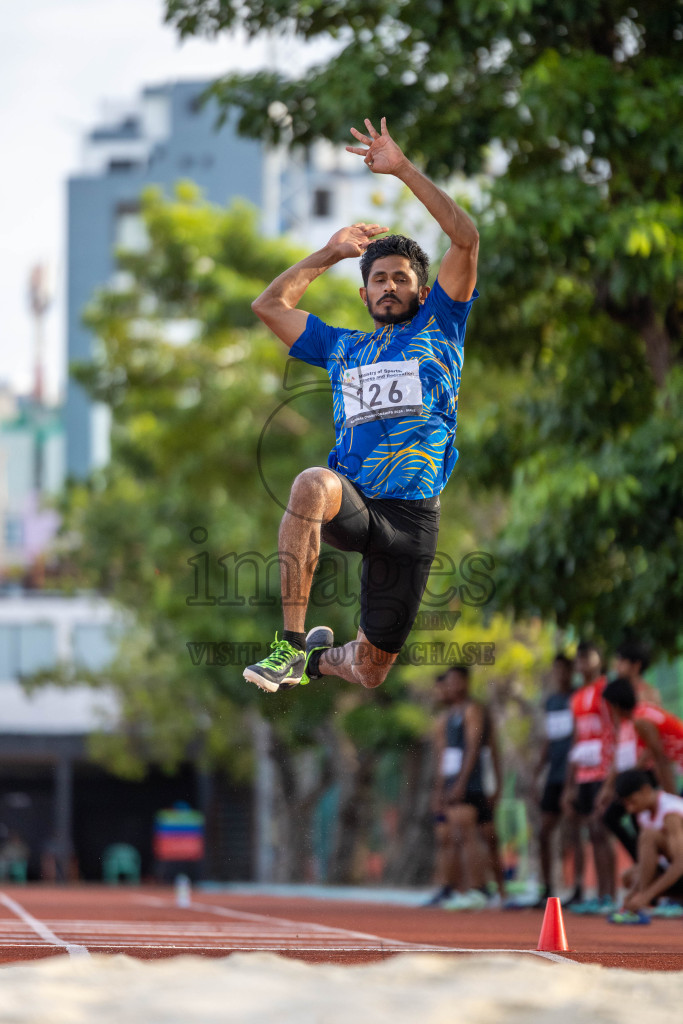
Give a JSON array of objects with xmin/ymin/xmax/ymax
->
[{"xmin": 615, "ymin": 770, "xmax": 683, "ymax": 912}]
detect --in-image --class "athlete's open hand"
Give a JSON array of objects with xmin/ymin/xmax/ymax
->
[
  {"xmin": 327, "ymin": 222, "xmax": 389, "ymax": 259},
  {"xmin": 347, "ymin": 117, "xmax": 408, "ymax": 175},
  {"xmin": 622, "ymin": 891, "xmax": 647, "ymax": 912}
]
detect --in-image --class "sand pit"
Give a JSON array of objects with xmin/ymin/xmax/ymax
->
[{"xmin": 0, "ymin": 952, "xmax": 682, "ymax": 1023}]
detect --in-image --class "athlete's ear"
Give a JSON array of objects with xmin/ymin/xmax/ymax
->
[
  {"xmin": 419, "ymin": 285, "xmax": 431, "ymax": 304},
  {"xmin": 359, "ymin": 286, "xmax": 368, "ymax": 305}
]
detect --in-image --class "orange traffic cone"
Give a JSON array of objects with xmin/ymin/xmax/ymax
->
[{"xmin": 537, "ymin": 897, "xmax": 570, "ymax": 952}]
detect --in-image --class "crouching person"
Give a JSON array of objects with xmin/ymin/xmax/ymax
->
[{"xmin": 611, "ymin": 770, "xmax": 683, "ymax": 921}]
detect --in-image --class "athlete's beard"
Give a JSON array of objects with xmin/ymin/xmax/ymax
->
[{"xmin": 368, "ymin": 293, "xmax": 421, "ymax": 325}]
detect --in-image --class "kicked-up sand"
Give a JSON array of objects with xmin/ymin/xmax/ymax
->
[{"xmin": 0, "ymin": 952, "xmax": 682, "ymax": 1023}]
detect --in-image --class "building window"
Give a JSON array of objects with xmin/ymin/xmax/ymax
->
[
  {"xmin": 4, "ymin": 517, "xmax": 23, "ymax": 549},
  {"xmin": 0, "ymin": 623, "xmax": 56, "ymax": 680},
  {"xmin": 72, "ymin": 624, "xmax": 117, "ymax": 671},
  {"xmin": 313, "ymin": 189, "xmax": 333, "ymax": 218},
  {"xmin": 115, "ymin": 203, "xmax": 148, "ymax": 253},
  {"xmin": 19, "ymin": 624, "xmax": 56, "ymax": 674},
  {"xmin": 0, "ymin": 625, "xmax": 17, "ymax": 679},
  {"xmin": 108, "ymin": 160, "xmax": 138, "ymax": 173}
]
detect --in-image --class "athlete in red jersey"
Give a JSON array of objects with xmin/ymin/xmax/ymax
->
[
  {"xmin": 561, "ymin": 642, "xmax": 615, "ymax": 909},
  {"xmin": 569, "ymin": 674, "xmax": 613, "ymax": 785},
  {"xmin": 635, "ymin": 703, "xmax": 683, "ymax": 773},
  {"xmin": 602, "ymin": 678, "xmax": 683, "ymax": 794}
]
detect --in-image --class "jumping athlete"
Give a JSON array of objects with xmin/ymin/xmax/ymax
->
[{"xmin": 243, "ymin": 117, "xmax": 479, "ymax": 692}]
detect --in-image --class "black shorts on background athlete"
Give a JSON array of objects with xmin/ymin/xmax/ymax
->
[{"xmin": 541, "ymin": 780, "xmax": 565, "ymax": 816}]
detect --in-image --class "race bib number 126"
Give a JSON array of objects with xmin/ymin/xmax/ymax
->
[{"xmin": 341, "ymin": 359, "xmax": 423, "ymax": 427}]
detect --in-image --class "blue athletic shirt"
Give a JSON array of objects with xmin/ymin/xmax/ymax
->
[{"xmin": 289, "ymin": 279, "xmax": 478, "ymax": 499}]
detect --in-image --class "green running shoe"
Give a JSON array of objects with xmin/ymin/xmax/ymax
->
[{"xmin": 243, "ymin": 634, "xmax": 304, "ymax": 693}]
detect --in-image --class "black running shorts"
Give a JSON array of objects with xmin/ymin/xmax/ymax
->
[
  {"xmin": 540, "ymin": 780, "xmax": 565, "ymax": 816},
  {"xmin": 442, "ymin": 777, "xmax": 493, "ymax": 825},
  {"xmin": 320, "ymin": 471, "xmax": 440, "ymax": 654},
  {"xmin": 573, "ymin": 780, "xmax": 604, "ymax": 817}
]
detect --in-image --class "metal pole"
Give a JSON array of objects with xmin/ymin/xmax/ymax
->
[
  {"xmin": 250, "ymin": 712, "xmax": 275, "ymax": 882},
  {"xmin": 195, "ymin": 767, "xmax": 212, "ymax": 881},
  {"xmin": 54, "ymin": 756, "xmax": 74, "ymax": 882}
]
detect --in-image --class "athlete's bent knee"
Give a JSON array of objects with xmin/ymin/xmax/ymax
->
[
  {"xmin": 289, "ymin": 468, "xmax": 339, "ymax": 512},
  {"xmin": 290, "ymin": 467, "xmax": 328, "ymax": 497},
  {"xmin": 354, "ymin": 661, "xmax": 392, "ymax": 689}
]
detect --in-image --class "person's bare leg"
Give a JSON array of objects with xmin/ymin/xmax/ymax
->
[
  {"xmin": 480, "ymin": 819, "xmax": 506, "ymax": 898},
  {"xmin": 633, "ymin": 828, "xmax": 666, "ymax": 900},
  {"xmin": 433, "ymin": 819, "xmax": 460, "ymax": 891},
  {"xmin": 571, "ymin": 817, "xmax": 585, "ymax": 894},
  {"xmin": 318, "ymin": 628, "xmax": 397, "ymax": 688},
  {"xmin": 539, "ymin": 812, "xmax": 559, "ymax": 896},
  {"xmin": 445, "ymin": 830, "xmax": 462, "ymax": 890},
  {"xmin": 589, "ymin": 816, "xmax": 616, "ymax": 899},
  {"xmin": 279, "ymin": 468, "xmax": 342, "ymax": 631},
  {"xmin": 448, "ymin": 803, "xmax": 483, "ymax": 892},
  {"xmin": 279, "ymin": 473, "xmax": 400, "ymax": 688},
  {"xmin": 560, "ymin": 811, "xmax": 585, "ymax": 900}
]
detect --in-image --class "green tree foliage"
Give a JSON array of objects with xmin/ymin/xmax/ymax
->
[{"xmin": 164, "ymin": 0, "xmax": 683, "ymax": 653}]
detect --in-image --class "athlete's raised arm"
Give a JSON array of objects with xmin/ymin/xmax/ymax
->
[
  {"xmin": 252, "ymin": 222, "xmax": 388, "ymax": 348},
  {"xmin": 347, "ymin": 117, "xmax": 479, "ymax": 302}
]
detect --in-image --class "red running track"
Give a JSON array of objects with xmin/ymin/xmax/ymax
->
[{"xmin": 0, "ymin": 886, "xmax": 681, "ymax": 970}]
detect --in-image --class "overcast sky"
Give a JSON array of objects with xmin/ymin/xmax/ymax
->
[{"xmin": 0, "ymin": 0, "xmax": 325, "ymax": 403}]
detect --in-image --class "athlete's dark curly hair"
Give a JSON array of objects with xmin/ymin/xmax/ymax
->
[
  {"xmin": 615, "ymin": 769, "xmax": 651, "ymax": 800},
  {"xmin": 359, "ymin": 234, "xmax": 430, "ymax": 289},
  {"xmin": 616, "ymin": 637, "xmax": 652, "ymax": 673},
  {"xmin": 603, "ymin": 676, "xmax": 637, "ymax": 712}
]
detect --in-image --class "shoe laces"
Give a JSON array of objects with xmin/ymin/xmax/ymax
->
[{"xmin": 263, "ymin": 634, "xmax": 298, "ymax": 668}]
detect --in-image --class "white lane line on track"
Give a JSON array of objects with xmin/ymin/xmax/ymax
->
[
  {"xmin": 136, "ymin": 895, "xmax": 442, "ymax": 948},
  {"xmin": 0, "ymin": 940, "xmax": 574, "ymax": 959},
  {"xmin": 134, "ymin": 895, "xmax": 575, "ymax": 963},
  {"xmin": 0, "ymin": 907, "xmax": 574, "ymax": 963},
  {"xmin": 0, "ymin": 893, "xmax": 90, "ymax": 958}
]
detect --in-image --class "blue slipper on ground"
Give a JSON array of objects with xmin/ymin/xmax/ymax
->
[{"xmin": 607, "ymin": 909, "xmax": 651, "ymax": 925}]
